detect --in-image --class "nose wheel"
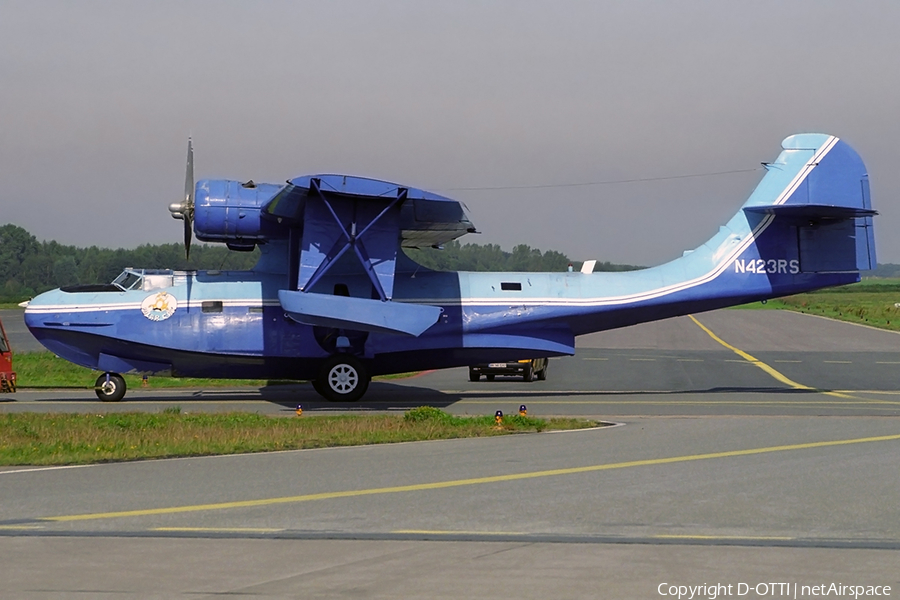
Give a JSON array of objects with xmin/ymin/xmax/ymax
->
[
  {"xmin": 313, "ymin": 355, "xmax": 369, "ymax": 402},
  {"xmin": 95, "ymin": 373, "xmax": 127, "ymax": 402}
]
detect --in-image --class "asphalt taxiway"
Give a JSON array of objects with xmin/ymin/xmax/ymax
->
[{"xmin": 2, "ymin": 309, "xmax": 900, "ymax": 598}]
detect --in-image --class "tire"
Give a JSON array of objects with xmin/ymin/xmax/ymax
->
[
  {"xmin": 486, "ymin": 374, "xmax": 495, "ymax": 381},
  {"xmin": 523, "ymin": 364, "xmax": 534, "ymax": 382},
  {"xmin": 311, "ymin": 377, "xmax": 328, "ymax": 396},
  {"xmin": 536, "ymin": 361, "xmax": 547, "ymax": 381},
  {"xmin": 315, "ymin": 355, "xmax": 369, "ymax": 402},
  {"xmin": 95, "ymin": 373, "xmax": 126, "ymax": 402},
  {"xmin": 468, "ymin": 368, "xmax": 480, "ymax": 382}
]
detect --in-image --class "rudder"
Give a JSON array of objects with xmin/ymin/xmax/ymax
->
[{"xmin": 743, "ymin": 135, "xmax": 876, "ymax": 273}]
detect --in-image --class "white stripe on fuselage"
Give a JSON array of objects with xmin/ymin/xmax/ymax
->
[
  {"xmin": 24, "ymin": 299, "xmax": 282, "ymax": 314},
  {"xmin": 445, "ymin": 136, "xmax": 836, "ymax": 308},
  {"xmin": 25, "ymin": 138, "xmax": 838, "ymax": 316}
]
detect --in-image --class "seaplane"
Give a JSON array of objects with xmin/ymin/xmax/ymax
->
[{"xmin": 24, "ymin": 133, "xmax": 876, "ymax": 402}]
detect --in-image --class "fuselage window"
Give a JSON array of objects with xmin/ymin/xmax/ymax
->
[
  {"xmin": 202, "ymin": 301, "xmax": 224, "ymax": 313},
  {"xmin": 500, "ymin": 282, "xmax": 522, "ymax": 291},
  {"xmin": 248, "ymin": 306, "xmax": 264, "ymax": 314}
]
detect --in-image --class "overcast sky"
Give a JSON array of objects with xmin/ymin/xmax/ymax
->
[{"xmin": 2, "ymin": 1, "xmax": 899, "ymax": 266}]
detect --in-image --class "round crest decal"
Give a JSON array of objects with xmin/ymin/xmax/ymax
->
[{"xmin": 141, "ymin": 292, "xmax": 178, "ymax": 322}]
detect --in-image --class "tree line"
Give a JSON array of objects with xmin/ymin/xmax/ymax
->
[
  {"xmin": 405, "ymin": 241, "xmax": 642, "ymax": 274},
  {"xmin": 0, "ymin": 223, "xmax": 642, "ymax": 303},
  {"xmin": 0, "ymin": 224, "xmax": 260, "ymax": 302}
]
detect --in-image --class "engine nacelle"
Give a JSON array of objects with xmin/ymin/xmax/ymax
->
[{"xmin": 193, "ymin": 179, "xmax": 288, "ymax": 244}]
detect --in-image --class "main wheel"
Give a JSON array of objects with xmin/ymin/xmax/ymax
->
[
  {"xmin": 315, "ymin": 355, "xmax": 369, "ymax": 402},
  {"xmin": 468, "ymin": 368, "xmax": 480, "ymax": 382},
  {"xmin": 536, "ymin": 362, "xmax": 547, "ymax": 381},
  {"xmin": 95, "ymin": 373, "xmax": 126, "ymax": 402},
  {"xmin": 523, "ymin": 364, "xmax": 534, "ymax": 382}
]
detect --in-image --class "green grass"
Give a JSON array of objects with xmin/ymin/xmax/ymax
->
[
  {"xmin": 735, "ymin": 279, "xmax": 900, "ymax": 331},
  {"xmin": 0, "ymin": 407, "xmax": 600, "ymax": 466},
  {"xmin": 12, "ymin": 352, "xmax": 419, "ymax": 389},
  {"xmin": 13, "ymin": 352, "xmax": 280, "ymax": 389}
]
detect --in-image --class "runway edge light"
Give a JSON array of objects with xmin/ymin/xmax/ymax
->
[{"xmin": 519, "ymin": 405, "xmax": 527, "ymax": 417}]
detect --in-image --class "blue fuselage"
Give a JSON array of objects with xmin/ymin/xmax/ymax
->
[
  {"xmin": 23, "ymin": 133, "xmax": 874, "ymax": 382},
  {"xmin": 23, "ymin": 247, "xmax": 857, "ymax": 381}
]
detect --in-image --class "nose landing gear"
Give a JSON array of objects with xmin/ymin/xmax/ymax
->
[{"xmin": 95, "ymin": 373, "xmax": 126, "ymax": 402}]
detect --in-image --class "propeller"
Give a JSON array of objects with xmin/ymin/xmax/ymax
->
[{"xmin": 168, "ymin": 138, "xmax": 194, "ymax": 259}]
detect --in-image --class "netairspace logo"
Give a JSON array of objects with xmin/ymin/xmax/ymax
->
[{"xmin": 657, "ymin": 582, "xmax": 891, "ymax": 599}]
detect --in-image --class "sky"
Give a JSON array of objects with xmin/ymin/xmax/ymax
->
[{"xmin": 2, "ymin": 1, "xmax": 899, "ymax": 267}]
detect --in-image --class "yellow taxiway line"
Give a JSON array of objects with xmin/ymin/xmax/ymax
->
[
  {"xmin": 688, "ymin": 314, "xmax": 859, "ymax": 400},
  {"xmin": 151, "ymin": 527, "xmax": 285, "ymax": 533},
  {"xmin": 392, "ymin": 529, "xmax": 527, "ymax": 536},
  {"xmin": 653, "ymin": 534, "xmax": 793, "ymax": 541},
  {"xmin": 41, "ymin": 432, "xmax": 900, "ymax": 523}
]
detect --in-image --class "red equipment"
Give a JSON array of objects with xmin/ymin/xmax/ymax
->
[{"xmin": 0, "ymin": 319, "xmax": 15, "ymax": 393}]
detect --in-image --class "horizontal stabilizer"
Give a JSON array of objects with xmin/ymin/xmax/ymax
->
[
  {"xmin": 278, "ymin": 290, "xmax": 442, "ymax": 337},
  {"xmin": 744, "ymin": 204, "xmax": 877, "ymax": 219}
]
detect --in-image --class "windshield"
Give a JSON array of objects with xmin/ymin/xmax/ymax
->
[
  {"xmin": 0, "ymin": 330, "xmax": 8, "ymax": 353},
  {"xmin": 112, "ymin": 270, "xmax": 143, "ymax": 291}
]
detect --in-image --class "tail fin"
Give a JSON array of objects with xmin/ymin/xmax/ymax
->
[{"xmin": 742, "ymin": 134, "xmax": 876, "ymax": 273}]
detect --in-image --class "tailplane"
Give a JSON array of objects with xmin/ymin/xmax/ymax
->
[{"xmin": 741, "ymin": 134, "xmax": 876, "ymax": 274}]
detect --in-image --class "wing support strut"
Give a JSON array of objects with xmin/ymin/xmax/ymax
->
[
  {"xmin": 299, "ymin": 179, "xmax": 407, "ymax": 301},
  {"xmin": 282, "ymin": 180, "xmax": 441, "ymax": 336}
]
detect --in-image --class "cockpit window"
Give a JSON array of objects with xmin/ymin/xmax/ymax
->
[
  {"xmin": 0, "ymin": 333, "xmax": 9, "ymax": 353},
  {"xmin": 112, "ymin": 270, "xmax": 143, "ymax": 291}
]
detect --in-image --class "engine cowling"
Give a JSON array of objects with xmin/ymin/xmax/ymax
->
[{"xmin": 193, "ymin": 180, "xmax": 288, "ymax": 245}]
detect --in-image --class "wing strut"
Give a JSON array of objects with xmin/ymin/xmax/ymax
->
[
  {"xmin": 298, "ymin": 178, "xmax": 406, "ymax": 300},
  {"xmin": 283, "ymin": 180, "xmax": 441, "ymax": 336}
]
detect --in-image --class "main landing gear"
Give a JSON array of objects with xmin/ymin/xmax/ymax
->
[
  {"xmin": 312, "ymin": 354, "xmax": 370, "ymax": 402},
  {"xmin": 95, "ymin": 372, "xmax": 126, "ymax": 402}
]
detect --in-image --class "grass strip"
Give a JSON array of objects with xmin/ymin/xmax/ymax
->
[
  {"xmin": 737, "ymin": 280, "xmax": 900, "ymax": 332},
  {"xmin": 0, "ymin": 406, "xmax": 600, "ymax": 466},
  {"xmin": 13, "ymin": 351, "xmax": 297, "ymax": 389},
  {"xmin": 11, "ymin": 352, "xmax": 415, "ymax": 389}
]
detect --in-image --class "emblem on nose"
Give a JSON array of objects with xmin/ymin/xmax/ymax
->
[{"xmin": 141, "ymin": 292, "xmax": 178, "ymax": 322}]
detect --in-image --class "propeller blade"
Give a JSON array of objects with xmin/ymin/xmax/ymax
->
[
  {"xmin": 184, "ymin": 214, "xmax": 192, "ymax": 260},
  {"xmin": 184, "ymin": 138, "xmax": 194, "ymax": 209},
  {"xmin": 183, "ymin": 138, "xmax": 194, "ymax": 260}
]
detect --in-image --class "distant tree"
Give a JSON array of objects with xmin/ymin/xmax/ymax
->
[
  {"xmin": 404, "ymin": 240, "xmax": 642, "ymax": 273},
  {"xmin": 52, "ymin": 256, "xmax": 79, "ymax": 287},
  {"xmin": 867, "ymin": 263, "xmax": 900, "ymax": 279},
  {"xmin": 0, "ymin": 224, "xmax": 262, "ymax": 302},
  {"xmin": 0, "ymin": 223, "xmax": 641, "ymax": 303},
  {"xmin": 0, "ymin": 224, "xmax": 40, "ymax": 285}
]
